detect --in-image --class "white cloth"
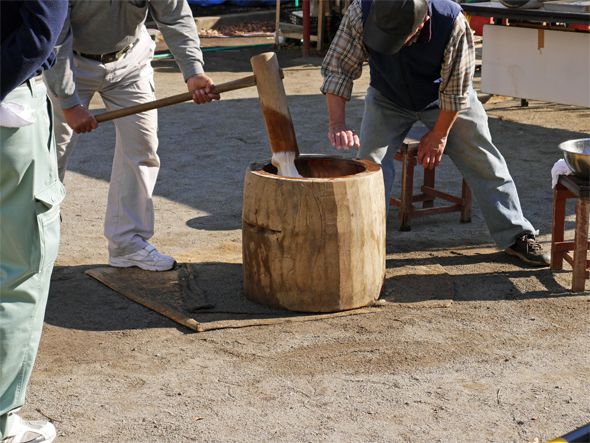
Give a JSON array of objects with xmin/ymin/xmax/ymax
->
[
  {"xmin": 551, "ymin": 159, "xmax": 573, "ymax": 188},
  {"xmin": 0, "ymin": 101, "xmax": 35, "ymax": 127}
]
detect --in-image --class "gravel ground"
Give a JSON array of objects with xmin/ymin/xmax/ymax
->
[{"xmin": 19, "ymin": 45, "xmax": 590, "ymax": 442}]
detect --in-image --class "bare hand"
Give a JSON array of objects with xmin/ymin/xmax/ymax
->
[
  {"xmin": 417, "ymin": 130, "xmax": 447, "ymax": 170},
  {"xmin": 187, "ymin": 74, "xmax": 220, "ymax": 104},
  {"xmin": 328, "ymin": 122, "xmax": 360, "ymax": 150},
  {"xmin": 63, "ymin": 105, "xmax": 97, "ymax": 134}
]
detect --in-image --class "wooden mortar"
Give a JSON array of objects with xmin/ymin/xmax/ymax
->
[{"xmin": 242, "ymin": 155, "xmax": 385, "ymax": 313}]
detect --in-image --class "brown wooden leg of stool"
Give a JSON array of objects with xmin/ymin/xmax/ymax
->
[
  {"xmin": 551, "ymin": 186, "xmax": 567, "ymax": 271},
  {"xmin": 422, "ymin": 168, "xmax": 435, "ymax": 209},
  {"xmin": 460, "ymin": 179, "xmax": 472, "ymax": 223},
  {"xmin": 572, "ymin": 198, "xmax": 589, "ymax": 292},
  {"xmin": 399, "ymin": 148, "xmax": 414, "ymax": 231}
]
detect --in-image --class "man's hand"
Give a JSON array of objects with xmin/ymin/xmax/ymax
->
[
  {"xmin": 63, "ymin": 105, "xmax": 97, "ymax": 134},
  {"xmin": 328, "ymin": 122, "xmax": 360, "ymax": 150},
  {"xmin": 187, "ymin": 74, "xmax": 220, "ymax": 104},
  {"xmin": 325, "ymin": 93, "xmax": 359, "ymax": 150},
  {"xmin": 417, "ymin": 129, "xmax": 447, "ymax": 170}
]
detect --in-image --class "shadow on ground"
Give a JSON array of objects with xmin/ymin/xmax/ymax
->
[
  {"xmin": 48, "ymin": 262, "xmax": 285, "ymax": 333},
  {"xmin": 384, "ymin": 251, "xmax": 574, "ymax": 304},
  {"xmin": 47, "ymin": 250, "xmax": 576, "ymax": 333}
]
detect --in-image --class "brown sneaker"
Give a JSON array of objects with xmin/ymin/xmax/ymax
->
[{"xmin": 505, "ymin": 233, "xmax": 550, "ymax": 267}]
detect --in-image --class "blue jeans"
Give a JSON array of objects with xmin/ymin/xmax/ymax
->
[{"xmin": 359, "ymin": 86, "xmax": 535, "ymax": 249}]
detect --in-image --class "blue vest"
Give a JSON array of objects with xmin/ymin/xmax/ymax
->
[{"xmin": 362, "ymin": 0, "xmax": 461, "ymax": 111}]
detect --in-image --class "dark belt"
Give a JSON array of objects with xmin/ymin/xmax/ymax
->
[
  {"xmin": 75, "ymin": 41, "xmax": 136, "ymax": 64},
  {"xmin": 20, "ymin": 75, "xmax": 42, "ymax": 88}
]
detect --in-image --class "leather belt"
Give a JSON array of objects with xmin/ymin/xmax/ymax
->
[{"xmin": 75, "ymin": 41, "xmax": 136, "ymax": 64}]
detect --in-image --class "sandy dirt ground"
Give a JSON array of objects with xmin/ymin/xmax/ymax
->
[{"xmin": 21, "ymin": 44, "xmax": 589, "ymax": 442}]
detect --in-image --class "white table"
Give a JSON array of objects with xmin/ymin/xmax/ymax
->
[{"xmin": 462, "ymin": 2, "xmax": 590, "ymax": 107}]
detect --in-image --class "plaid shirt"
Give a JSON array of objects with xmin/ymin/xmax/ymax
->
[{"xmin": 320, "ymin": 0, "xmax": 475, "ymax": 111}]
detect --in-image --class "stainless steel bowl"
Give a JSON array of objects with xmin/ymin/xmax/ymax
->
[{"xmin": 559, "ymin": 138, "xmax": 590, "ymax": 180}]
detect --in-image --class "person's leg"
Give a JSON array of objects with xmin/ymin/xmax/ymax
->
[
  {"xmin": 359, "ymin": 87, "xmax": 416, "ymax": 209},
  {"xmin": 98, "ymin": 30, "xmax": 165, "ymax": 262},
  {"xmin": 44, "ymin": 55, "xmax": 102, "ymax": 183},
  {"xmin": 419, "ymin": 90, "xmax": 547, "ymax": 264},
  {"xmin": 0, "ymin": 81, "xmax": 63, "ymax": 439},
  {"xmin": 49, "ymin": 97, "xmax": 79, "ymax": 183}
]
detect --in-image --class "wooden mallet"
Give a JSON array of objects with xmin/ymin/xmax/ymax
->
[
  {"xmin": 250, "ymin": 52, "xmax": 301, "ymax": 178},
  {"xmin": 93, "ymin": 72, "xmax": 281, "ymax": 123}
]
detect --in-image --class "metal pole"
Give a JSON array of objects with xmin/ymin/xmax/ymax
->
[
  {"xmin": 275, "ymin": 0, "xmax": 281, "ymax": 48},
  {"xmin": 303, "ymin": 0, "xmax": 310, "ymax": 56}
]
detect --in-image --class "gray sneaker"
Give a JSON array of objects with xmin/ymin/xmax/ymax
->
[
  {"xmin": 505, "ymin": 233, "xmax": 550, "ymax": 267},
  {"xmin": 3, "ymin": 415, "xmax": 56, "ymax": 443}
]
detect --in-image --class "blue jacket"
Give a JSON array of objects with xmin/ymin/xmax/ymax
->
[
  {"xmin": 0, "ymin": 0, "xmax": 68, "ymax": 101},
  {"xmin": 362, "ymin": 0, "xmax": 461, "ymax": 111}
]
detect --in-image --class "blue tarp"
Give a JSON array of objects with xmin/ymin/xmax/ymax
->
[{"xmin": 187, "ymin": 0, "xmax": 226, "ymax": 6}]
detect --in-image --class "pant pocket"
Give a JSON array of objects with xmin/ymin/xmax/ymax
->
[{"xmin": 34, "ymin": 181, "xmax": 65, "ymax": 271}]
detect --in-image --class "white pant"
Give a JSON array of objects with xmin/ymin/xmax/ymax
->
[{"xmin": 49, "ymin": 29, "xmax": 160, "ymax": 257}]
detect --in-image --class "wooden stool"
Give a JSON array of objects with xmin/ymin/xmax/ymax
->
[
  {"xmin": 551, "ymin": 175, "xmax": 590, "ymax": 292},
  {"xmin": 389, "ymin": 135, "xmax": 472, "ymax": 231}
]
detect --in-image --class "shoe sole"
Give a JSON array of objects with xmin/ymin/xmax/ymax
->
[
  {"xmin": 109, "ymin": 258, "xmax": 176, "ymax": 272},
  {"xmin": 504, "ymin": 248, "xmax": 550, "ymax": 267}
]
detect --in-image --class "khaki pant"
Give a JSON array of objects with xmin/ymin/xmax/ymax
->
[
  {"xmin": 0, "ymin": 80, "xmax": 64, "ymax": 438},
  {"xmin": 49, "ymin": 28, "xmax": 160, "ymax": 258}
]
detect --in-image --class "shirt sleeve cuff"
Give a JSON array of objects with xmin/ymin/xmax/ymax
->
[
  {"xmin": 320, "ymin": 74, "xmax": 354, "ymax": 100},
  {"xmin": 439, "ymin": 91, "xmax": 470, "ymax": 112},
  {"xmin": 60, "ymin": 94, "xmax": 82, "ymax": 110},
  {"xmin": 183, "ymin": 62, "xmax": 205, "ymax": 82}
]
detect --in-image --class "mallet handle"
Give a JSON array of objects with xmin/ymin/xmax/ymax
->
[
  {"xmin": 250, "ymin": 52, "xmax": 299, "ymax": 156},
  {"xmin": 94, "ymin": 72, "xmax": 279, "ymax": 123}
]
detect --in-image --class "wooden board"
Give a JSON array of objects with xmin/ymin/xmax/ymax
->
[
  {"xmin": 85, "ymin": 264, "xmax": 386, "ymax": 332},
  {"xmin": 86, "ymin": 266, "xmax": 207, "ymax": 331}
]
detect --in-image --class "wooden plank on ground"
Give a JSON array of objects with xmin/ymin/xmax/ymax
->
[{"xmin": 85, "ymin": 265, "xmax": 388, "ymax": 333}]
